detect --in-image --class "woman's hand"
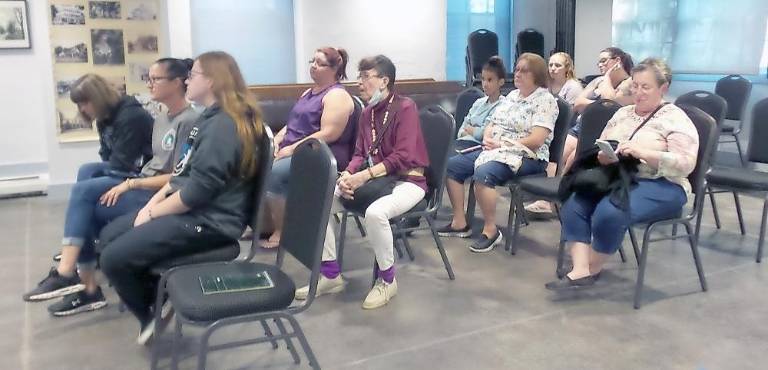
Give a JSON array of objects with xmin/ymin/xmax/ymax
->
[
  {"xmin": 99, "ymin": 180, "xmax": 130, "ymax": 207},
  {"xmin": 616, "ymin": 141, "xmax": 648, "ymax": 161},
  {"xmin": 482, "ymin": 135, "xmax": 501, "ymax": 150},
  {"xmin": 275, "ymin": 144, "xmax": 295, "ymax": 160},
  {"xmin": 134, "ymin": 206, "xmax": 152, "ymax": 227},
  {"xmin": 463, "ymin": 126, "xmax": 475, "ymax": 136},
  {"xmin": 597, "ymin": 150, "xmax": 618, "ymax": 165}
]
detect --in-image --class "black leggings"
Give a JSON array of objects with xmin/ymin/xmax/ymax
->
[{"xmin": 99, "ymin": 211, "xmax": 232, "ymax": 325}]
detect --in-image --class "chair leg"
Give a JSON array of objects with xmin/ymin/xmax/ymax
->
[
  {"xmin": 283, "ymin": 314, "xmax": 321, "ymax": 370},
  {"xmin": 465, "ymin": 181, "xmax": 476, "ymax": 225},
  {"xmin": 707, "ymin": 186, "xmax": 722, "ymax": 229},
  {"xmin": 354, "ymin": 215, "xmax": 367, "ymax": 237},
  {"xmin": 399, "ymin": 230, "xmax": 416, "ymax": 261},
  {"xmin": 627, "ymin": 227, "xmax": 641, "ymax": 266},
  {"xmin": 509, "ymin": 194, "xmax": 525, "ymax": 255},
  {"xmin": 274, "ymin": 317, "xmax": 301, "ymax": 365},
  {"xmin": 757, "ymin": 198, "xmax": 768, "ymax": 263},
  {"xmin": 556, "ymin": 237, "xmax": 566, "ymax": 279},
  {"xmin": 733, "ymin": 192, "xmax": 746, "ymax": 235},
  {"xmin": 394, "ymin": 236, "xmax": 405, "ymax": 259},
  {"xmin": 260, "ymin": 319, "xmax": 279, "ymax": 349},
  {"xmin": 426, "ymin": 216, "xmax": 456, "ymax": 280},
  {"xmin": 337, "ymin": 211, "xmax": 349, "ymax": 269},
  {"xmin": 197, "ymin": 325, "xmax": 213, "ymax": 370},
  {"xmin": 618, "ymin": 245, "xmax": 627, "ymax": 263},
  {"xmin": 684, "ymin": 222, "xmax": 708, "ymax": 292},
  {"xmin": 733, "ymin": 133, "xmax": 745, "ymax": 166},
  {"xmin": 170, "ymin": 318, "xmax": 182, "ymax": 370},
  {"xmin": 633, "ymin": 226, "xmax": 653, "ymax": 309}
]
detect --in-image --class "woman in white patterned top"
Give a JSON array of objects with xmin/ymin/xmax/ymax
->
[
  {"xmin": 546, "ymin": 58, "xmax": 699, "ymax": 290},
  {"xmin": 439, "ymin": 53, "xmax": 559, "ymax": 253}
]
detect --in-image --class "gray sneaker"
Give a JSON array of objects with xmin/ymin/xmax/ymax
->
[
  {"xmin": 47, "ymin": 287, "xmax": 107, "ymax": 317},
  {"xmin": 23, "ymin": 268, "xmax": 84, "ymax": 302},
  {"xmin": 469, "ymin": 230, "xmax": 502, "ymax": 253}
]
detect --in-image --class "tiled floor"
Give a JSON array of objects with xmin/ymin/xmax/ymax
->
[{"xmin": 4, "ymin": 154, "xmax": 767, "ymax": 369}]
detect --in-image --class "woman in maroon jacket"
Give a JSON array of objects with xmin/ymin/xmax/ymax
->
[{"xmin": 294, "ymin": 55, "xmax": 429, "ymax": 310}]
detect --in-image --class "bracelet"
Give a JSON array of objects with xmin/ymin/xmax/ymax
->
[
  {"xmin": 367, "ymin": 167, "xmax": 375, "ymax": 179},
  {"xmin": 126, "ymin": 179, "xmax": 133, "ymax": 189}
]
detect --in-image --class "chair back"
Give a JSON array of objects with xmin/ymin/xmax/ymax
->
[
  {"xmin": 549, "ymin": 98, "xmax": 573, "ymax": 174},
  {"xmin": 334, "ymin": 95, "xmax": 363, "ymax": 171},
  {"xmin": 675, "ymin": 104, "xmax": 718, "ymax": 218},
  {"xmin": 454, "ymin": 87, "xmax": 485, "ymax": 137},
  {"xmin": 747, "ymin": 98, "xmax": 768, "ymax": 164},
  {"xmin": 467, "ymin": 29, "xmax": 499, "ymax": 83},
  {"xmin": 278, "ymin": 139, "xmax": 337, "ymax": 273},
  {"xmin": 715, "ymin": 74, "xmax": 752, "ymax": 121},
  {"xmin": 248, "ymin": 126, "xmax": 276, "ymax": 233},
  {"xmin": 419, "ymin": 105, "xmax": 456, "ymax": 211},
  {"xmin": 574, "ymin": 99, "xmax": 622, "ymax": 156},
  {"xmin": 674, "ymin": 90, "xmax": 728, "ymax": 126},
  {"xmin": 516, "ymin": 28, "xmax": 545, "ymax": 59}
]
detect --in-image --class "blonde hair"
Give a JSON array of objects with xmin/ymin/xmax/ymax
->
[
  {"xmin": 196, "ymin": 51, "xmax": 265, "ymax": 178},
  {"xmin": 69, "ymin": 74, "xmax": 121, "ymax": 121},
  {"xmin": 550, "ymin": 52, "xmax": 577, "ymax": 80},
  {"xmin": 632, "ymin": 57, "xmax": 673, "ymax": 87}
]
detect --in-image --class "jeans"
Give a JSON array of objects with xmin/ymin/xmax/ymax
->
[
  {"xmin": 99, "ymin": 211, "xmax": 233, "ymax": 324},
  {"xmin": 266, "ymin": 156, "xmax": 292, "ymax": 196},
  {"xmin": 446, "ymin": 149, "xmax": 547, "ymax": 187},
  {"xmin": 560, "ymin": 178, "xmax": 687, "ymax": 254},
  {"xmin": 77, "ymin": 162, "xmax": 111, "ymax": 181}
]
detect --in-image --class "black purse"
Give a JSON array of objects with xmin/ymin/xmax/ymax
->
[{"xmin": 339, "ymin": 97, "xmax": 400, "ymax": 214}]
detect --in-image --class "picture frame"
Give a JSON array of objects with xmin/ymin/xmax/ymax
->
[{"xmin": 0, "ymin": 0, "xmax": 31, "ymax": 49}]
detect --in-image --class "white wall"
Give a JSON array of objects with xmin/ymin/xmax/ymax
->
[
  {"xmin": 165, "ymin": 0, "xmax": 193, "ymax": 58},
  {"xmin": 512, "ymin": 0, "xmax": 556, "ymax": 60},
  {"xmin": 293, "ymin": 0, "xmax": 447, "ymax": 83},
  {"xmin": 574, "ymin": 0, "xmax": 613, "ymax": 78}
]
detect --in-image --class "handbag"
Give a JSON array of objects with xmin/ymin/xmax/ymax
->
[
  {"xmin": 568, "ymin": 103, "xmax": 668, "ymax": 198},
  {"xmin": 339, "ymin": 96, "xmax": 400, "ymax": 213}
]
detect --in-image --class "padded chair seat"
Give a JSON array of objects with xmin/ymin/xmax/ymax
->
[
  {"xmin": 719, "ymin": 124, "xmax": 736, "ymax": 133},
  {"xmin": 150, "ymin": 242, "xmax": 241, "ymax": 275},
  {"xmin": 166, "ymin": 262, "xmax": 295, "ymax": 322},
  {"xmin": 708, "ymin": 166, "xmax": 768, "ymax": 191},
  {"xmin": 518, "ymin": 176, "xmax": 562, "ymax": 200}
]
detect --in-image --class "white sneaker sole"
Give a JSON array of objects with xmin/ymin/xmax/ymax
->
[
  {"xmin": 294, "ymin": 282, "xmax": 345, "ymax": 300},
  {"xmin": 469, "ymin": 233, "xmax": 503, "ymax": 253},
  {"xmin": 26, "ymin": 284, "xmax": 85, "ymax": 302},
  {"xmin": 51, "ymin": 301, "xmax": 107, "ymax": 317},
  {"xmin": 437, "ymin": 230, "xmax": 473, "ymax": 238}
]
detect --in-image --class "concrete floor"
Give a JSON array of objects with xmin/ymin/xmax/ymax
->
[{"xmin": 4, "ymin": 152, "xmax": 767, "ymax": 370}]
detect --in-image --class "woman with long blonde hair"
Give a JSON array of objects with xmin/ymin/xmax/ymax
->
[{"xmin": 98, "ymin": 51, "xmax": 265, "ymax": 344}]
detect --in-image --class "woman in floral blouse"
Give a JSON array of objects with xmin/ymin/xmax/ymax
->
[
  {"xmin": 546, "ymin": 58, "xmax": 699, "ymax": 290},
  {"xmin": 439, "ymin": 53, "xmax": 559, "ymax": 253}
]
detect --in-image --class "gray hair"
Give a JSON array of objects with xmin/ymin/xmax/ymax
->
[{"xmin": 631, "ymin": 57, "xmax": 672, "ymax": 87}]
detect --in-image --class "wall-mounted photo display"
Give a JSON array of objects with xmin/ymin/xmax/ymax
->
[
  {"xmin": 88, "ymin": 0, "xmax": 120, "ymax": 20},
  {"xmin": 125, "ymin": 0, "xmax": 157, "ymax": 21},
  {"xmin": 91, "ymin": 28, "xmax": 124, "ymax": 65},
  {"xmin": 0, "ymin": 0, "xmax": 31, "ymax": 49},
  {"xmin": 51, "ymin": 3, "xmax": 85, "ymax": 25}
]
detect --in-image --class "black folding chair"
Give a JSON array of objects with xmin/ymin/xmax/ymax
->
[
  {"xmin": 516, "ymin": 28, "xmax": 545, "ymax": 59},
  {"xmin": 706, "ymin": 98, "xmax": 768, "ymax": 262},
  {"xmin": 336, "ymin": 105, "xmax": 456, "ymax": 281},
  {"xmin": 454, "ymin": 87, "xmax": 485, "ymax": 137},
  {"xmin": 150, "ymin": 139, "xmax": 337, "ymax": 370},
  {"xmin": 629, "ymin": 104, "xmax": 718, "ymax": 308},
  {"xmin": 466, "ymin": 29, "xmax": 499, "ymax": 87},
  {"xmin": 715, "ymin": 74, "xmax": 752, "ymax": 165}
]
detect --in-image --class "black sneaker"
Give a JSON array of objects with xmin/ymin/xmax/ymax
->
[
  {"xmin": 47, "ymin": 287, "xmax": 107, "ymax": 317},
  {"xmin": 469, "ymin": 230, "xmax": 502, "ymax": 253},
  {"xmin": 544, "ymin": 275, "xmax": 598, "ymax": 291},
  {"xmin": 52, "ymin": 253, "xmax": 62, "ymax": 262},
  {"xmin": 23, "ymin": 268, "xmax": 84, "ymax": 302},
  {"xmin": 436, "ymin": 223, "xmax": 472, "ymax": 238}
]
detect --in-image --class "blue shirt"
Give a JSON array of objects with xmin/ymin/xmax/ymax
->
[{"xmin": 456, "ymin": 95, "xmax": 504, "ymax": 144}]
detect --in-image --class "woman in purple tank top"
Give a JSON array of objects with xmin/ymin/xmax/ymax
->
[{"xmin": 263, "ymin": 46, "xmax": 356, "ymax": 248}]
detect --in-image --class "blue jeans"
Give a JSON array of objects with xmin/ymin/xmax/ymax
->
[
  {"xmin": 446, "ymin": 149, "xmax": 547, "ymax": 187},
  {"xmin": 77, "ymin": 162, "xmax": 111, "ymax": 181},
  {"xmin": 266, "ymin": 156, "xmax": 292, "ymax": 196},
  {"xmin": 560, "ymin": 178, "xmax": 687, "ymax": 254}
]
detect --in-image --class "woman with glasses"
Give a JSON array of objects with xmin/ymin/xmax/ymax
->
[
  {"xmin": 438, "ymin": 53, "xmax": 558, "ymax": 252},
  {"xmin": 294, "ymin": 55, "xmax": 429, "ymax": 310},
  {"xmin": 23, "ymin": 59, "xmax": 199, "ymax": 317},
  {"xmin": 99, "ymin": 51, "xmax": 265, "ymax": 343},
  {"xmin": 263, "ymin": 46, "xmax": 356, "ymax": 249}
]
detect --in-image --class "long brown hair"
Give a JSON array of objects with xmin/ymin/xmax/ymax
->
[
  {"xmin": 196, "ymin": 51, "xmax": 264, "ymax": 178},
  {"xmin": 69, "ymin": 74, "xmax": 121, "ymax": 121}
]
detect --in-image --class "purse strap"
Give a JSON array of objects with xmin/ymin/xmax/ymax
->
[{"xmin": 628, "ymin": 102, "xmax": 668, "ymax": 140}]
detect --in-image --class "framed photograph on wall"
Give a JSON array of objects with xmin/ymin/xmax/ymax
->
[{"xmin": 0, "ymin": 0, "xmax": 31, "ymax": 49}]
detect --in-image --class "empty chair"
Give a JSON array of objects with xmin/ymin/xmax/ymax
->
[
  {"xmin": 675, "ymin": 90, "xmax": 727, "ymax": 126},
  {"xmin": 706, "ymin": 97, "xmax": 768, "ymax": 262},
  {"xmin": 516, "ymin": 28, "xmax": 545, "ymax": 59},
  {"xmin": 466, "ymin": 29, "xmax": 499, "ymax": 86},
  {"xmin": 715, "ymin": 74, "xmax": 752, "ymax": 165}
]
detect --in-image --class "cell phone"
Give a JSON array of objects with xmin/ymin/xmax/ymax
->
[
  {"xmin": 456, "ymin": 145, "xmax": 482, "ymax": 154},
  {"xmin": 199, "ymin": 271, "xmax": 275, "ymax": 295},
  {"xmin": 595, "ymin": 139, "xmax": 619, "ymax": 162}
]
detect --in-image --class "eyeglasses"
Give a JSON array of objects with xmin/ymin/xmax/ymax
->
[
  {"xmin": 188, "ymin": 69, "xmax": 205, "ymax": 79},
  {"xmin": 513, "ymin": 67, "xmax": 531, "ymax": 74},
  {"xmin": 357, "ymin": 73, "xmax": 382, "ymax": 82},
  {"xmin": 308, "ymin": 59, "xmax": 331, "ymax": 68},
  {"xmin": 146, "ymin": 76, "xmax": 171, "ymax": 85}
]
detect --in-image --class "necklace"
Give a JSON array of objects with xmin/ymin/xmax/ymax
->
[{"xmin": 370, "ymin": 94, "xmax": 395, "ymax": 155}]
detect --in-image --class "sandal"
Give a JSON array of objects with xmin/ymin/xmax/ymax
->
[
  {"xmin": 259, "ymin": 234, "xmax": 280, "ymax": 249},
  {"xmin": 524, "ymin": 200, "xmax": 555, "ymax": 219}
]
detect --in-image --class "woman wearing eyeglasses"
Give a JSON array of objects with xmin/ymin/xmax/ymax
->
[
  {"xmin": 263, "ymin": 46, "xmax": 356, "ymax": 249},
  {"xmin": 23, "ymin": 59, "xmax": 199, "ymax": 317}
]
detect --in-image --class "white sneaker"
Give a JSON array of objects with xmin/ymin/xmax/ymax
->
[
  {"xmin": 294, "ymin": 275, "xmax": 345, "ymax": 300},
  {"xmin": 362, "ymin": 278, "xmax": 398, "ymax": 310}
]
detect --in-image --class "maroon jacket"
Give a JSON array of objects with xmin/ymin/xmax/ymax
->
[{"xmin": 347, "ymin": 93, "xmax": 429, "ymax": 191}]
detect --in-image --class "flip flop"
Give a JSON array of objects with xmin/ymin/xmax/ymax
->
[
  {"xmin": 524, "ymin": 201, "xmax": 555, "ymax": 219},
  {"xmin": 259, "ymin": 238, "xmax": 280, "ymax": 249}
]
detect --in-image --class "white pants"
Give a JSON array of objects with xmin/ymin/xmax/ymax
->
[{"xmin": 323, "ymin": 181, "xmax": 426, "ymax": 270}]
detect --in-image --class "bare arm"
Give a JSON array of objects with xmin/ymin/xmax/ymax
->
[
  {"xmin": 276, "ymin": 89, "xmax": 354, "ymax": 158},
  {"xmin": 516, "ymin": 127, "xmax": 551, "ymax": 152}
]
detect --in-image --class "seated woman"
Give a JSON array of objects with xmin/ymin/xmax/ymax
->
[
  {"xmin": 98, "ymin": 51, "xmax": 265, "ymax": 343},
  {"xmin": 438, "ymin": 53, "xmax": 559, "ymax": 253},
  {"xmin": 264, "ymin": 46, "xmax": 356, "ymax": 248},
  {"xmin": 560, "ymin": 47, "xmax": 634, "ymax": 173},
  {"xmin": 525, "ymin": 52, "xmax": 583, "ymax": 216},
  {"xmin": 22, "ymin": 73, "xmax": 161, "ymax": 305},
  {"xmin": 22, "ymin": 59, "xmax": 199, "ymax": 316},
  {"xmin": 454, "ymin": 56, "xmax": 506, "ymax": 152},
  {"xmin": 546, "ymin": 58, "xmax": 698, "ymax": 290},
  {"xmin": 294, "ymin": 55, "xmax": 429, "ymax": 310}
]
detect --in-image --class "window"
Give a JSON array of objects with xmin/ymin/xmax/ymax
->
[
  {"xmin": 446, "ymin": 0, "xmax": 511, "ymax": 81},
  {"xmin": 613, "ymin": 0, "xmax": 768, "ymax": 76}
]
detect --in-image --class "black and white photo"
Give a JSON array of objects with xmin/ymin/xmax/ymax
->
[
  {"xmin": 50, "ymin": 4, "xmax": 85, "ymax": 25},
  {"xmin": 53, "ymin": 40, "xmax": 88, "ymax": 63},
  {"xmin": 91, "ymin": 29, "xmax": 124, "ymax": 65},
  {"xmin": 89, "ymin": 1, "xmax": 120, "ymax": 20},
  {"xmin": 128, "ymin": 62, "xmax": 149, "ymax": 83},
  {"xmin": 127, "ymin": 34, "xmax": 157, "ymax": 54},
  {"xmin": 125, "ymin": 0, "xmax": 157, "ymax": 21},
  {"xmin": 0, "ymin": 0, "xmax": 30, "ymax": 48}
]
